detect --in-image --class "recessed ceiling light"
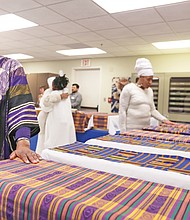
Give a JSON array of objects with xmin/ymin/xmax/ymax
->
[
  {"xmin": 152, "ymin": 40, "xmax": 190, "ymax": 49},
  {"xmin": 56, "ymin": 48, "xmax": 106, "ymax": 56},
  {"xmin": 3, "ymin": 54, "xmax": 34, "ymax": 60},
  {"xmin": 93, "ymin": 0, "xmax": 187, "ymax": 13},
  {"xmin": 0, "ymin": 14, "xmax": 38, "ymax": 32}
]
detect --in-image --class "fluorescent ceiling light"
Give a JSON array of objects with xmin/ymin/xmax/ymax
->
[
  {"xmin": 56, "ymin": 48, "xmax": 106, "ymax": 56},
  {"xmin": 0, "ymin": 14, "xmax": 38, "ymax": 32},
  {"xmin": 93, "ymin": 0, "xmax": 187, "ymax": 13},
  {"xmin": 3, "ymin": 54, "xmax": 34, "ymax": 60},
  {"xmin": 152, "ymin": 40, "xmax": 190, "ymax": 49}
]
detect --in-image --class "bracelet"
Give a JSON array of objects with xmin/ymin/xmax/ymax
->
[{"xmin": 16, "ymin": 137, "xmax": 30, "ymax": 144}]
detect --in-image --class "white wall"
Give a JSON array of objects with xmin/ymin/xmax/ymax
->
[{"xmin": 22, "ymin": 53, "xmax": 190, "ymax": 113}]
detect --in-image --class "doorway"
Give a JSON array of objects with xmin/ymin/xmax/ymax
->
[{"xmin": 72, "ymin": 67, "xmax": 101, "ymax": 111}]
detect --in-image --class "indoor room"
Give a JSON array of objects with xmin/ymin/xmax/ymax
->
[{"xmin": 0, "ymin": 1, "xmax": 190, "ymax": 219}]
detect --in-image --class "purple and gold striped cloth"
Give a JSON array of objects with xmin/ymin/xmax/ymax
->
[
  {"xmin": 123, "ymin": 129, "xmax": 190, "ymax": 143},
  {"xmin": 98, "ymin": 134, "xmax": 190, "ymax": 152},
  {"xmin": 161, "ymin": 123, "xmax": 190, "ymax": 129},
  {"xmin": 143, "ymin": 124, "xmax": 190, "ymax": 135},
  {"xmin": 52, "ymin": 142, "xmax": 190, "ymax": 175},
  {"xmin": 0, "ymin": 159, "xmax": 189, "ymax": 220}
]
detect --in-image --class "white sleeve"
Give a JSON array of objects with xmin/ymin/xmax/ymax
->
[
  {"xmin": 149, "ymin": 88, "xmax": 167, "ymax": 122},
  {"xmin": 119, "ymin": 86, "xmax": 131, "ymax": 133},
  {"xmin": 45, "ymin": 91, "xmax": 61, "ymax": 104},
  {"xmin": 40, "ymin": 89, "xmax": 61, "ymax": 112}
]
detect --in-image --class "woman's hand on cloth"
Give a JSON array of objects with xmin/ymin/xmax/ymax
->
[
  {"xmin": 162, "ymin": 119, "xmax": 176, "ymax": 125},
  {"xmin": 10, "ymin": 139, "xmax": 42, "ymax": 164}
]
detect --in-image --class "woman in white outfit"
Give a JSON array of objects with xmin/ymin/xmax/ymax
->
[
  {"xmin": 36, "ymin": 74, "xmax": 76, "ymax": 155},
  {"xmin": 119, "ymin": 58, "xmax": 173, "ymax": 133}
]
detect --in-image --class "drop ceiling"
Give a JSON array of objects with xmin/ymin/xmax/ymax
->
[{"xmin": 0, "ymin": 0, "xmax": 190, "ymax": 62}]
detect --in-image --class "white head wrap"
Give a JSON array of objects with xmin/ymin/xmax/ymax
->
[
  {"xmin": 135, "ymin": 58, "xmax": 154, "ymax": 77},
  {"xmin": 59, "ymin": 70, "xmax": 64, "ymax": 77},
  {"xmin": 47, "ymin": 77, "xmax": 55, "ymax": 89}
]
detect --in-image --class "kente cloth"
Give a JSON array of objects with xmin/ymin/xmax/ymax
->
[
  {"xmin": 72, "ymin": 111, "xmax": 114, "ymax": 132},
  {"xmin": 92, "ymin": 113, "xmax": 117, "ymax": 130},
  {"xmin": 161, "ymin": 123, "xmax": 190, "ymax": 129},
  {"xmin": 72, "ymin": 111, "xmax": 91, "ymax": 133},
  {"xmin": 51, "ymin": 142, "xmax": 190, "ymax": 175},
  {"xmin": 143, "ymin": 125, "xmax": 190, "ymax": 135},
  {"xmin": 0, "ymin": 159, "xmax": 189, "ymax": 220},
  {"xmin": 123, "ymin": 129, "xmax": 190, "ymax": 143},
  {"xmin": 92, "ymin": 114, "xmax": 108, "ymax": 130},
  {"xmin": 97, "ymin": 135, "xmax": 190, "ymax": 152},
  {"xmin": 0, "ymin": 57, "xmax": 39, "ymax": 158}
]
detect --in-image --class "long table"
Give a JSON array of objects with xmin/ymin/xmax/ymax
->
[
  {"xmin": 0, "ymin": 158, "xmax": 189, "ymax": 220},
  {"xmin": 42, "ymin": 140, "xmax": 190, "ymax": 189}
]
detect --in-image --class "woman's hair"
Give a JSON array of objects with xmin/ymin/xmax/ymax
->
[{"xmin": 52, "ymin": 75, "xmax": 69, "ymax": 90}]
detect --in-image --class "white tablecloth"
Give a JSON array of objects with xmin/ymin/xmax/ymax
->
[{"xmin": 42, "ymin": 139, "xmax": 190, "ymax": 190}]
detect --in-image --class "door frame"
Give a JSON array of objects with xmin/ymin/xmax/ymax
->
[{"xmin": 71, "ymin": 66, "xmax": 102, "ymax": 110}]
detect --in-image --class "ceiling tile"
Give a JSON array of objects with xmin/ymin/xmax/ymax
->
[
  {"xmin": 103, "ymin": 46, "xmax": 129, "ymax": 53},
  {"xmin": 113, "ymin": 8, "xmax": 164, "ymax": 26},
  {"xmin": 39, "ymin": 44, "xmax": 71, "ymax": 51},
  {"xmin": 76, "ymin": 15, "xmax": 123, "ymax": 31},
  {"xmin": 68, "ymin": 32, "xmax": 105, "ymax": 42},
  {"xmin": 156, "ymin": 1, "xmax": 190, "ymax": 21},
  {"xmin": 112, "ymin": 37, "xmax": 147, "ymax": 46},
  {"xmin": 96, "ymin": 27, "xmax": 136, "ymax": 39},
  {"xmin": 44, "ymin": 35, "xmax": 79, "ymax": 45},
  {"xmin": 35, "ymin": 0, "xmax": 69, "ymax": 5},
  {"xmin": 45, "ymin": 21, "xmax": 89, "ymax": 34},
  {"xmin": 64, "ymin": 43, "xmax": 89, "ymax": 49},
  {"xmin": 48, "ymin": 0, "xmax": 106, "ymax": 20},
  {"xmin": 0, "ymin": 9, "xmax": 7, "ymax": 15},
  {"xmin": 177, "ymin": 31, "xmax": 190, "ymax": 39},
  {"xmin": 130, "ymin": 23, "xmax": 173, "ymax": 36},
  {"xmin": 168, "ymin": 19, "xmax": 190, "ymax": 33},
  {"xmin": 85, "ymin": 40, "xmax": 118, "ymax": 48},
  {"xmin": 142, "ymin": 33, "xmax": 179, "ymax": 42},
  {"xmin": 21, "ymin": 38, "xmax": 54, "ymax": 47},
  {"xmin": 17, "ymin": 7, "xmax": 68, "ymax": 25},
  {"xmin": 20, "ymin": 26, "xmax": 59, "ymax": 38},
  {"xmin": 2, "ymin": 41, "xmax": 33, "ymax": 50},
  {"xmin": 0, "ymin": 0, "xmax": 41, "ymax": 12}
]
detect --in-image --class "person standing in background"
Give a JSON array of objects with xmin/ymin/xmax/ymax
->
[
  {"xmin": 0, "ymin": 56, "xmax": 40, "ymax": 163},
  {"xmin": 111, "ymin": 77, "xmax": 128, "ymax": 113},
  {"xmin": 37, "ymin": 85, "xmax": 46, "ymax": 107},
  {"xmin": 119, "ymin": 58, "xmax": 173, "ymax": 133},
  {"xmin": 36, "ymin": 74, "xmax": 76, "ymax": 155},
  {"xmin": 70, "ymin": 83, "xmax": 82, "ymax": 110}
]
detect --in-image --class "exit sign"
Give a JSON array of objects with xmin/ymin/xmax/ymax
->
[{"xmin": 81, "ymin": 59, "xmax": 91, "ymax": 67}]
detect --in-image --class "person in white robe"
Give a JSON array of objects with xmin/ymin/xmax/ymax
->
[
  {"xmin": 36, "ymin": 73, "xmax": 76, "ymax": 155},
  {"xmin": 119, "ymin": 58, "xmax": 174, "ymax": 133}
]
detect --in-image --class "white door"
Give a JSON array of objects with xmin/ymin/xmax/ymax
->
[{"xmin": 72, "ymin": 68, "xmax": 101, "ymax": 108}]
